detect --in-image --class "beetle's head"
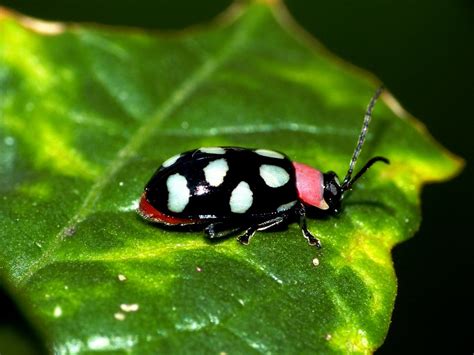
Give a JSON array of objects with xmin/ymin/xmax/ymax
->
[
  {"xmin": 296, "ymin": 87, "xmax": 390, "ymax": 214},
  {"xmin": 322, "ymin": 171, "xmax": 343, "ymax": 214},
  {"xmin": 326, "ymin": 86, "xmax": 389, "ymax": 214}
]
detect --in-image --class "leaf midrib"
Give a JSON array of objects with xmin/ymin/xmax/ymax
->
[{"xmin": 16, "ymin": 6, "xmax": 260, "ymax": 287}]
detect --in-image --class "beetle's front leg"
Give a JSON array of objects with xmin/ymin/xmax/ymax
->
[{"xmin": 296, "ymin": 203, "xmax": 321, "ymax": 248}]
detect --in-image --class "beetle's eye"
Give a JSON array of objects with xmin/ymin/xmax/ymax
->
[{"xmin": 330, "ymin": 182, "xmax": 338, "ymax": 196}]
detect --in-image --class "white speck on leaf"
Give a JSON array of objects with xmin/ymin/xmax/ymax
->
[
  {"xmin": 4, "ymin": 136, "xmax": 15, "ymax": 146},
  {"xmin": 268, "ymin": 272, "xmax": 283, "ymax": 285},
  {"xmin": 120, "ymin": 303, "xmax": 139, "ymax": 312},
  {"xmin": 118, "ymin": 274, "xmax": 127, "ymax": 281},
  {"xmin": 64, "ymin": 227, "xmax": 76, "ymax": 237},
  {"xmin": 85, "ymin": 334, "xmax": 137, "ymax": 351},
  {"xmin": 119, "ymin": 199, "xmax": 139, "ymax": 212},
  {"xmin": 88, "ymin": 336, "xmax": 110, "ymax": 350},
  {"xmin": 114, "ymin": 312, "xmax": 126, "ymax": 321},
  {"xmin": 209, "ymin": 314, "xmax": 220, "ymax": 325},
  {"xmin": 175, "ymin": 317, "xmax": 207, "ymax": 331},
  {"xmin": 54, "ymin": 305, "xmax": 62, "ymax": 318}
]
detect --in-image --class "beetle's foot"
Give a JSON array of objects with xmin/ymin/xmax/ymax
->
[
  {"xmin": 204, "ymin": 224, "xmax": 217, "ymax": 239},
  {"xmin": 237, "ymin": 227, "xmax": 256, "ymax": 245},
  {"xmin": 302, "ymin": 228, "xmax": 322, "ymax": 248},
  {"xmin": 204, "ymin": 223, "xmax": 229, "ymax": 239}
]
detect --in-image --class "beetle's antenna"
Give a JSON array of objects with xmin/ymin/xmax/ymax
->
[
  {"xmin": 343, "ymin": 156, "xmax": 389, "ymax": 191},
  {"xmin": 341, "ymin": 86, "xmax": 384, "ymax": 190}
]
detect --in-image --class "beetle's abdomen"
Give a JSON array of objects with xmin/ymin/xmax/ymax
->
[{"xmin": 139, "ymin": 147, "xmax": 298, "ymax": 224}]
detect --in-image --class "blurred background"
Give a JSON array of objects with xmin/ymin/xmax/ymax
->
[{"xmin": 0, "ymin": 0, "xmax": 472, "ymax": 353}]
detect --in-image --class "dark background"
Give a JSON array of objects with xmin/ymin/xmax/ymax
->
[{"xmin": 1, "ymin": 0, "xmax": 472, "ymax": 353}]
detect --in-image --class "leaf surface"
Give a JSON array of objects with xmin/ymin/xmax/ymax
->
[{"xmin": 0, "ymin": 2, "xmax": 461, "ymax": 353}]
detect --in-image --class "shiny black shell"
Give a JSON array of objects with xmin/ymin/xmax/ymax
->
[{"xmin": 144, "ymin": 147, "xmax": 299, "ymax": 222}]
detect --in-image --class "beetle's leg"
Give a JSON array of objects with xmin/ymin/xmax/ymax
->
[
  {"xmin": 238, "ymin": 216, "xmax": 287, "ymax": 245},
  {"xmin": 204, "ymin": 222, "xmax": 244, "ymax": 239},
  {"xmin": 296, "ymin": 203, "xmax": 321, "ymax": 248}
]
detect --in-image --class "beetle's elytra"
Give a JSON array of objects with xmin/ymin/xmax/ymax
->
[{"xmin": 138, "ymin": 87, "xmax": 389, "ymax": 247}]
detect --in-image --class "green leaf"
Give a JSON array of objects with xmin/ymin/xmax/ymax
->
[{"xmin": 0, "ymin": 2, "xmax": 462, "ymax": 353}]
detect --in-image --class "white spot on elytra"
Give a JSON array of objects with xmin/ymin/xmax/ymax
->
[
  {"xmin": 120, "ymin": 303, "xmax": 139, "ymax": 312},
  {"xmin": 166, "ymin": 173, "xmax": 190, "ymax": 213},
  {"xmin": 199, "ymin": 147, "xmax": 226, "ymax": 154},
  {"xmin": 203, "ymin": 158, "xmax": 229, "ymax": 187},
  {"xmin": 277, "ymin": 200, "xmax": 297, "ymax": 212},
  {"xmin": 162, "ymin": 153, "xmax": 181, "ymax": 168},
  {"xmin": 259, "ymin": 164, "xmax": 290, "ymax": 188},
  {"xmin": 255, "ymin": 149, "xmax": 284, "ymax": 159},
  {"xmin": 229, "ymin": 181, "xmax": 253, "ymax": 213},
  {"xmin": 53, "ymin": 306, "xmax": 62, "ymax": 318}
]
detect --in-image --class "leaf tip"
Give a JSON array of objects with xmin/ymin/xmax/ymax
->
[{"xmin": 382, "ymin": 89, "xmax": 465, "ymax": 184}]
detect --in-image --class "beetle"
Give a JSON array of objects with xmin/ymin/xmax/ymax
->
[{"xmin": 138, "ymin": 87, "xmax": 388, "ymax": 247}]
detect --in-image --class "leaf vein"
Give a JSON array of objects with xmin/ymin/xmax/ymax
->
[{"xmin": 159, "ymin": 122, "xmax": 357, "ymax": 137}]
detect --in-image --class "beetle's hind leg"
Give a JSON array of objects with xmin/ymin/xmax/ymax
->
[
  {"xmin": 296, "ymin": 203, "xmax": 321, "ymax": 248},
  {"xmin": 204, "ymin": 222, "xmax": 245, "ymax": 240},
  {"xmin": 237, "ymin": 216, "xmax": 287, "ymax": 245},
  {"xmin": 205, "ymin": 215, "xmax": 289, "ymax": 245}
]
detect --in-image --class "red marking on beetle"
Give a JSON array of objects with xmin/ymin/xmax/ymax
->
[
  {"xmin": 138, "ymin": 194, "xmax": 196, "ymax": 225},
  {"xmin": 292, "ymin": 162, "xmax": 328, "ymax": 210}
]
